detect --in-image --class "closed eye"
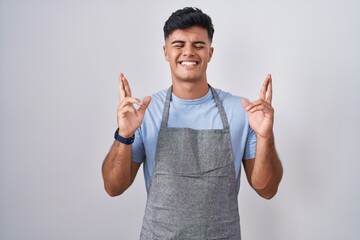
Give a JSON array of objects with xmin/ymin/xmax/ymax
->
[
  {"xmin": 171, "ymin": 40, "xmax": 185, "ymax": 48},
  {"xmin": 193, "ymin": 41, "xmax": 206, "ymax": 49},
  {"xmin": 173, "ymin": 44, "xmax": 184, "ymax": 48}
]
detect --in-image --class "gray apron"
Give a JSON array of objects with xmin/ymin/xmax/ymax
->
[{"xmin": 140, "ymin": 86, "xmax": 241, "ymax": 240}]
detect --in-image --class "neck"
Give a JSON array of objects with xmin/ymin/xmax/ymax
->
[{"xmin": 172, "ymin": 80, "xmax": 209, "ymax": 99}]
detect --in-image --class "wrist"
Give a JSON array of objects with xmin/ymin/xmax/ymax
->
[
  {"xmin": 256, "ymin": 131, "xmax": 274, "ymax": 143},
  {"xmin": 119, "ymin": 132, "xmax": 134, "ymax": 138}
]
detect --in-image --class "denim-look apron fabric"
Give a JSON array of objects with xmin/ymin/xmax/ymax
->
[{"xmin": 140, "ymin": 87, "xmax": 241, "ymax": 240}]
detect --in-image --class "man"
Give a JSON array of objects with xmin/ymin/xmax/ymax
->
[{"xmin": 102, "ymin": 7, "xmax": 283, "ymax": 239}]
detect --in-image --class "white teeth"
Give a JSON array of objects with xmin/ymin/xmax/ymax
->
[{"xmin": 181, "ymin": 61, "xmax": 197, "ymax": 66}]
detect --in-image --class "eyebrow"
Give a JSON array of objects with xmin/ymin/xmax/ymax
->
[{"xmin": 171, "ymin": 40, "xmax": 207, "ymax": 45}]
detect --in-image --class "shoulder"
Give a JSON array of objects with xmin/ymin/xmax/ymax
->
[
  {"xmin": 215, "ymin": 89, "xmax": 249, "ymax": 132},
  {"xmin": 150, "ymin": 88, "xmax": 168, "ymax": 102},
  {"xmin": 213, "ymin": 88, "xmax": 249, "ymax": 123},
  {"xmin": 141, "ymin": 88, "xmax": 168, "ymax": 124},
  {"xmin": 146, "ymin": 88, "xmax": 167, "ymax": 111},
  {"xmin": 214, "ymin": 88, "xmax": 245, "ymax": 108}
]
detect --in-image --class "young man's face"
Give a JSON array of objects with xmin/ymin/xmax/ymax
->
[{"xmin": 163, "ymin": 26, "xmax": 214, "ymax": 84}]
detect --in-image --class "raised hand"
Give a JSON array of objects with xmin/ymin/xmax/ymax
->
[
  {"xmin": 117, "ymin": 73, "xmax": 151, "ymax": 138},
  {"xmin": 241, "ymin": 74, "xmax": 274, "ymax": 139}
]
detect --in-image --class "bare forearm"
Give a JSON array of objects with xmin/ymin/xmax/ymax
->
[
  {"xmin": 251, "ymin": 133, "xmax": 283, "ymax": 199},
  {"xmin": 102, "ymin": 140, "xmax": 134, "ymax": 196}
]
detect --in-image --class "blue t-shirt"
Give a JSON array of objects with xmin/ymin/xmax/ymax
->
[{"xmin": 132, "ymin": 88, "xmax": 256, "ymax": 193}]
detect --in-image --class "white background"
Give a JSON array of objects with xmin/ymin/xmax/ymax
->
[{"xmin": 1, "ymin": 0, "xmax": 359, "ymax": 239}]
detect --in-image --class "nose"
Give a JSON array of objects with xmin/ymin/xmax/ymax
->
[{"xmin": 182, "ymin": 44, "xmax": 195, "ymax": 57}]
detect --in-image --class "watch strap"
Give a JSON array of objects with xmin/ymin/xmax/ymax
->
[{"xmin": 114, "ymin": 128, "xmax": 135, "ymax": 145}]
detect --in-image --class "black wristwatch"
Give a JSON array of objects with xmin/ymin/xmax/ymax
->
[{"xmin": 114, "ymin": 128, "xmax": 135, "ymax": 145}]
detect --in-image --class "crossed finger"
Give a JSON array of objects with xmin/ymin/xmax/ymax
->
[
  {"xmin": 118, "ymin": 73, "xmax": 132, "ymax": 103},
  {"xmin": 260, "ymin": 74, "xmax": 272, "ymax": 104}
]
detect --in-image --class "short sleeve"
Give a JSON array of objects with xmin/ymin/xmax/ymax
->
[
  {"xmin": 244, "ymin": 127, "xmax": 257, "ymax": 160},
  {"xmin": 131, "ymin": 127, "xmax": 146, "ymax": 163}
]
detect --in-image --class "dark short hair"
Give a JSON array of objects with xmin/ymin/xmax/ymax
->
[{"xmin": 163, "ymin": 7, "xmax": 214, "ymax": 42}]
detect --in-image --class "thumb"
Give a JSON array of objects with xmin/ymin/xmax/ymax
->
[
  {"xmin": 241, "ymin": 98, "xmax": 250, "ymax": 109},
  {"xmin": 139, "ymin": 96, "xmax": 151, "ymax": 112}
]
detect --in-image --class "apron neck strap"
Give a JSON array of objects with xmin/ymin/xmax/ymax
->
[{"xmin": 161, "ymin": 85, "xmax": 230, "ymax": 130}]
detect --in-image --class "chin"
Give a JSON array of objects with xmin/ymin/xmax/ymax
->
[
  {"xmin": 172, "ymin": 69, "xmax": 206, "ymax": 83},
  {"xmin": 179, "ymin": 73, "xmax": 204, "ymax": 82}
]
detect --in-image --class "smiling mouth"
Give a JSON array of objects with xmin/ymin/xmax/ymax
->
[{"xmin": 179, "ymin": 61, "xmax": 198, "ymax": 67}]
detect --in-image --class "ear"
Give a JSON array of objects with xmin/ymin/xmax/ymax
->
[
  {"xmin": 163, "ymin": 45, "xmax": 169, "ymax": 62},
  {"xmin": 208, "ymin": 47, "xmax": 214, "ymax": 63}
]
